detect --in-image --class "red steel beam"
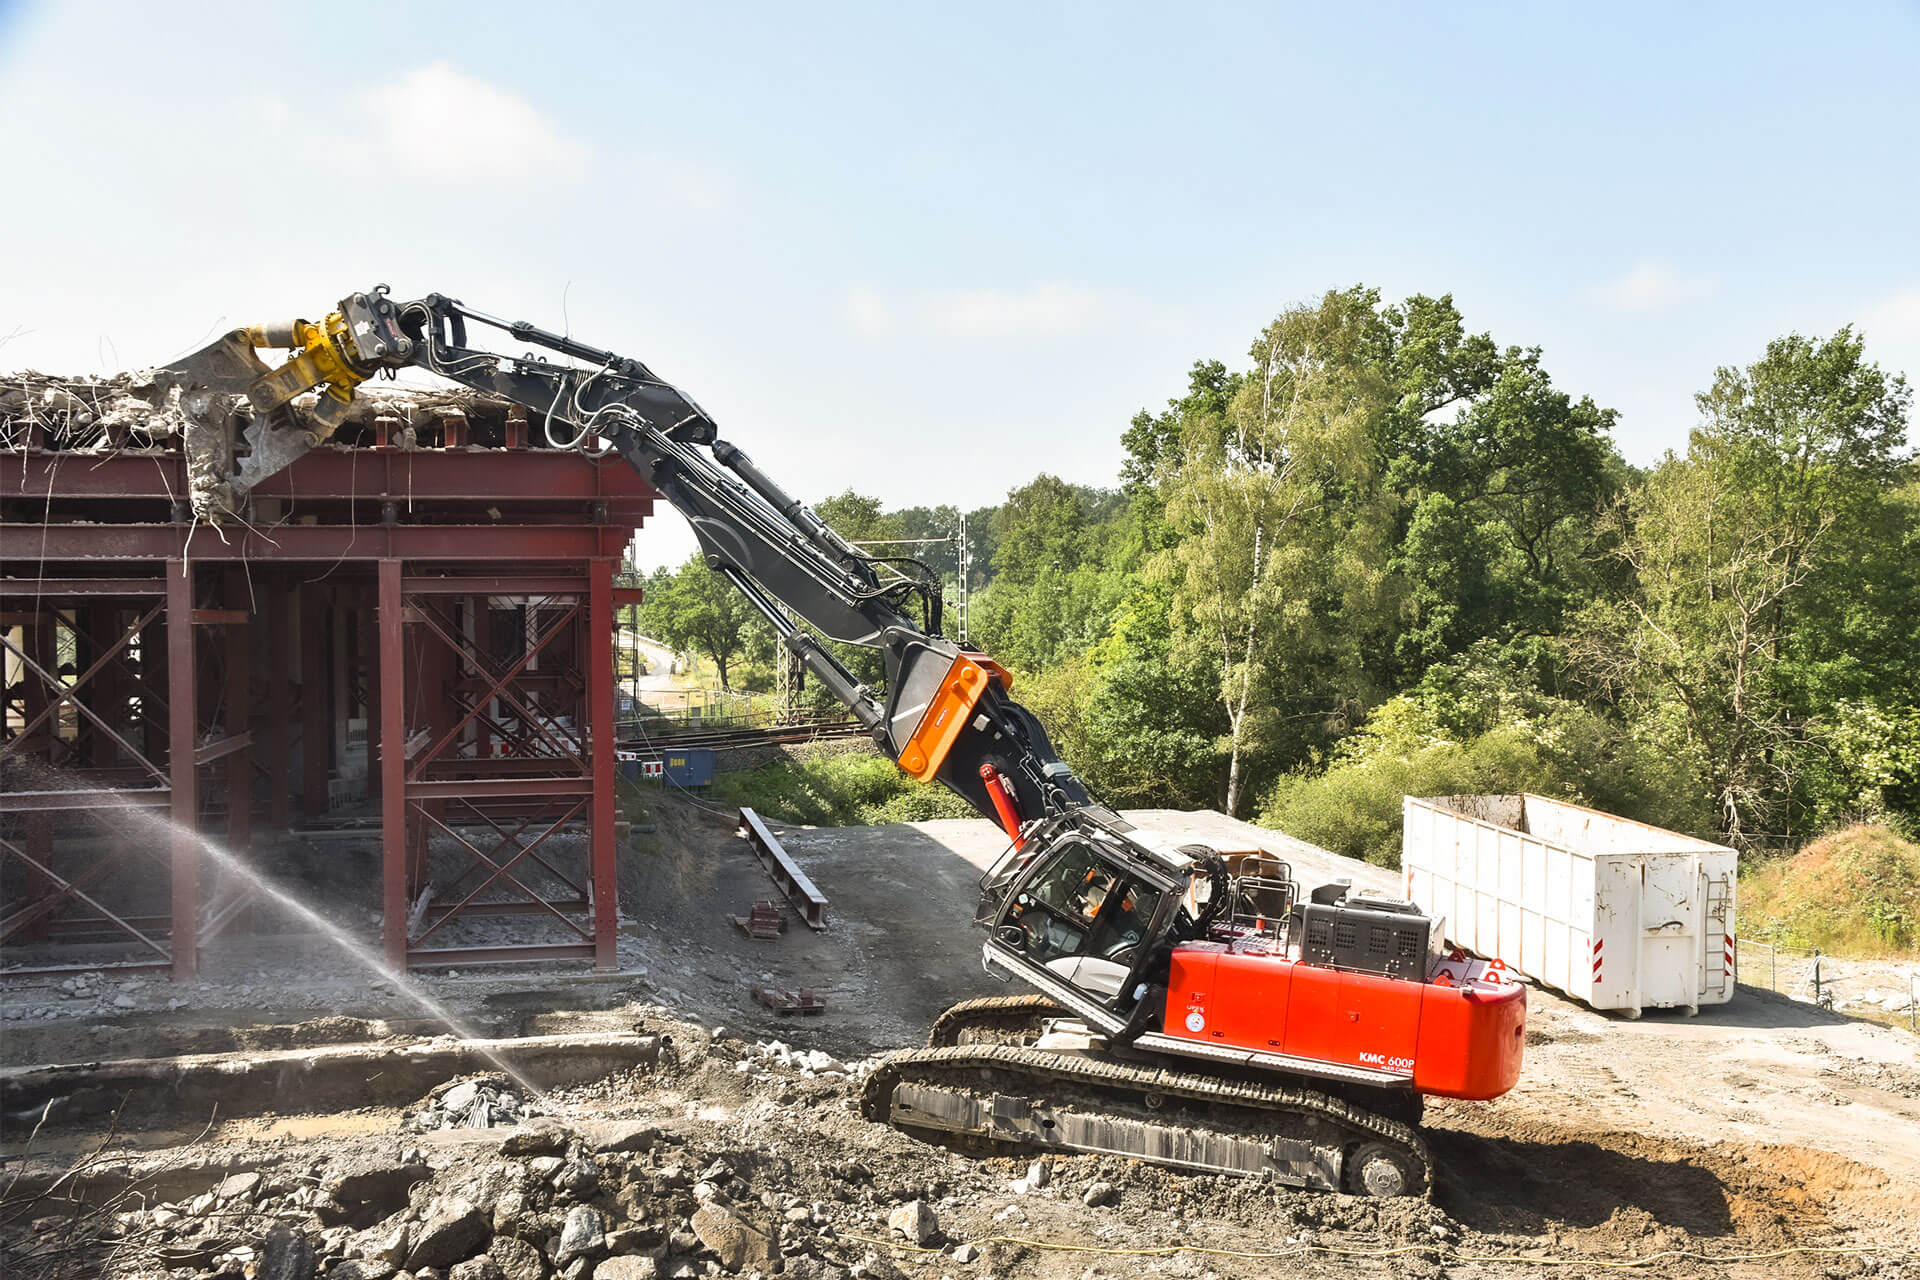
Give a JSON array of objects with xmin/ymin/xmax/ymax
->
[
  {"xmin": 193, "ymin": 731, "xmax": 253, "ymax": 766},
  {"xmin": 404, "ymin": 776, "xmax": 593, "ymax": 799},
  {"xmin": 422, "ymin": 899, "xmax": 590, "ymax": 918},
  {"xmin": 403, "ymin": 576, "xmax": 588, "ymax": 595},
  {"xmin": 0, "ymin": 523, "xmax": 635, "ymax": 563},
  {"xmin": 0, "ymin": 578, "xmax": 166, "ymax": 598},
  {"xmin": 408, "ymin": 943, "xmax": 596, "ymax": 966},
  {"xmin": 0, "ymin": 787, "xmax": 171, "ymax": 810},
  {"xmin": 590, "ymin": 556, "xmax": 618, "ymax": 971},
  {"xmin": 2, "ymin": 449, "xmax": 658, "ymax": 503}
]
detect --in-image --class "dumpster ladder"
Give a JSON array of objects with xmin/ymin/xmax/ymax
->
[{"xmin": 1704, "ymin": 873, "xmax": 1734, "ymax": 997}]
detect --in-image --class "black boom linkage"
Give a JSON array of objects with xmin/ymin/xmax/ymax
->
[{"xmin": 386, "ymin": 291, "xmax": 1095, "ymax": 832}]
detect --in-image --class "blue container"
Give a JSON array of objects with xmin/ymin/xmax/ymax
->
[{"xmin": 662, "ymin": 748, "xmax": 715, "ymax": 787}]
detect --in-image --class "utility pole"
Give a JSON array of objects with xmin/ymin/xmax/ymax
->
[
  {"xmin": 772, "ymin": 600, "xmax": 800, "ymax": 724},
  {"xmin": 846, "ymin": 524, "xmax": 971, "ymax": 643},
  {"xmin": 956, "ymin": 511, "xmax": 971, "ymax": 646}
]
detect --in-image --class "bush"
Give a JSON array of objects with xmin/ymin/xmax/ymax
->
[
  {"xmin": 1741, "ymin": 824, "xmax": 1920, "ymax": 956},
  {"xmin": 1259, "ymin": 713, "xmax": 1562, "ymax": 867},
  {"xmin": 709, "ymin": 750, "xmax": 975, "ymax": 826},
  {"xmin": 1258, "ymin": 653, "xmax": 1711, "ymax": 868}
]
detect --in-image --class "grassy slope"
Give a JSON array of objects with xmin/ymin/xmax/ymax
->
[
  {"xmin": 709, "ymin": 749, "xmax": 976, "ymax": 827},
  {"xmin": 1741, "ymin": 823, "xmax": 1920, "ymax": 957}
]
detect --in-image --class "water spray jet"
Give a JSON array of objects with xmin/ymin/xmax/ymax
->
[{"xmin": 9, "ymin": 762, "xmax": 549, "ymax": 1100}]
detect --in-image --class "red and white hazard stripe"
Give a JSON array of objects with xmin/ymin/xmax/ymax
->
[
  {"xmin": 1724, "ymin": 933, "xmax": 1736, "ymax": 975},
  {"xmin": 1591, "ymin": 938, "xmax": 1604, "ymax": 984}
]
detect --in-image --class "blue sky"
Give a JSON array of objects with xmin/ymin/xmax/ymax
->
[{"xmin": 2, "ymin": 1, "xmax": 1915, "ymax": 569}]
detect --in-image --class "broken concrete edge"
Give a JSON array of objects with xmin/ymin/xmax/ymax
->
[
  {"xmin": 0, "ymin": 1115, "xmax": 672, "ymax": 1212},
  {"xmin": 0, "ymin": 1031, "xmax": 662, "ymax": 1138}
]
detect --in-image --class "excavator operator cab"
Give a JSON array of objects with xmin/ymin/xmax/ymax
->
[{"xmin": 984, "ymin": 831, "xmax": 1178, "ymax": 1006}]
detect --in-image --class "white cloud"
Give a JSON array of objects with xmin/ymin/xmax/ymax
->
[
  {"xmin": 1859, "ymin": 288, "xmax": 1920, "ymax": 382},
  {"xmin": 844, "ymin": 285, "xmax": 893, "ymax": 339},
  {"xmin": 844, "ymin": 282, "xmax": 1147, "ymax": 341},
  {"xmin": 1592, "ymin": 262, "xmax": 1717, "ymax": 312},
  {"xmin": 926, "ymin": 282, "xmax": 1116, "ymax": 339},
  {"xmin": 360, "ymin": 62, "xmax": 591, "ymax": 186}
]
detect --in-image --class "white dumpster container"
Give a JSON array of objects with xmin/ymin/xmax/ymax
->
[{"xmin": 1401, "ymin": 794, "xmax": 1736, "ymax": 1016}]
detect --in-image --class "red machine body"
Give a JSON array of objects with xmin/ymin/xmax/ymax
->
[{"xmin": 1162, "ymin": 943, "xmax": 1526, "ymax": 1100}]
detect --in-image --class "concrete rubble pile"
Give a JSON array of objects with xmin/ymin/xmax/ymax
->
[
  {"xmin": 0, "ymin": 372, "xmax": 189, "ymax": 453},
  {"xmin": 2, "ymin": 372, "xmax": 537, "ymax": 456},
  {"xmin": 2, "ymin": 1013, "xmax": 1470, "ymax": 1280},
  {"xmin": 409, "ymin": 1076, "xmax": 548, "ymax": 1133},
  {"xmin": 40, "ymin": 1079, "xmax": 943, "ymax": 1280}
]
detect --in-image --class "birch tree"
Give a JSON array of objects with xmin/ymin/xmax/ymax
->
[{"xmin": 1159, "ymin": 289, "xmax": 1390, "ymax": 814}]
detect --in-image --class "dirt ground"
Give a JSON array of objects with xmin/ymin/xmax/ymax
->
[{"xmin": 3, "ymin": 794, "xmax": 1918, "ymax": 1279}]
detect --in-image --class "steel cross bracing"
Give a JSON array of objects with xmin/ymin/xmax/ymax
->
[
  {"xmin": 0, "ymin": 570, "xmax": 256, "ymax": 978},
  {"xmin": 379, "ymin": 561, "xmax": 621, "ymax": 971}
]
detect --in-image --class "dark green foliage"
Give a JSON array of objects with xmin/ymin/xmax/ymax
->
[
  {"xmin": 1259, "ymin": 644, "xmax": 1711, "ymax": 867},
  {"xmin": 647, "ymin": 290, "xmax": 1914, "ymax": 865}
]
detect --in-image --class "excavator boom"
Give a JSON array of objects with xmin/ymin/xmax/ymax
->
[{"xmin": 159, "ymin": 286, "xmax": 1091, "ymax": 838}]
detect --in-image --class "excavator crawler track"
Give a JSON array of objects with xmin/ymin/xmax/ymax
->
[
  {"xmin": 862, "ymin": 1043, "xmax": 1433, "ymax": 1197},
  {"xmin": 927, "ymin": 993, "xmax": 1065, "ymax": 1046}
]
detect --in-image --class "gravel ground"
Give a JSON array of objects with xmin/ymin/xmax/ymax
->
[{"xmin": 4, "ymin": 795, "xmax": 1919, "ymax": 1280}]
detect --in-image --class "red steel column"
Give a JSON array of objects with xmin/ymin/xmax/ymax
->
[
  {"xmin": 301, "ymin": 584, "xmax": 329, "ymax": 815},
  {"xmin": 378, "ymin": 559, "xmax": 408, "ymax": 970},
  {"xmin": 224, "ymin": 576, "xmax": 253, "ymax": 931},
  {"xmin": 363, "ymin": 594, "xmax": 382, "ymax": 802},
  {"xmin": 83, "ymin": 605, "xmax": 118, "ymax": 767},
  {"xmin": 408, "ymin": 626, "xmax": 443, "ymax": 887},
  {"xmin": 470, "ymin": 594, "xmax": 492, "ymax": 759},
  {"xmin": 143, "ymin": 616, "xmax": 169, "ymax": 763},
  {"xmin": 166, "ymin": 561, "xmax": 198, "ymax": 980},
  {"xmin": 589, "ymin": 556, "xmax": 618, "ymax": 971},
  {"xmin": 330, "ymin": 603, "xmax": 349, "ymax": 796},
  {"xmin": 264, "ymin": 580, "xmax": 291, "ymax": 828},
  {"xmin": 21, "ymin": 615, "xmax": 55, "ymax": 940}
]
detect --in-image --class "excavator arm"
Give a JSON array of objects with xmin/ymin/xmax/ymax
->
[{"xmin": 159, "ymin": 285, "xmax": 1097, "ymax": 839}]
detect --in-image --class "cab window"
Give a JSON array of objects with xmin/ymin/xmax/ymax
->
[{"xmin": 1006, "ymin": 841, "xmax": 1162, "ymax": 969}]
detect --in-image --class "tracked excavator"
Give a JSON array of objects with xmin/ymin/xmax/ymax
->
[{"xmin": 160, "ymin": 286, "xmax": 1526, "ymax": 1198}]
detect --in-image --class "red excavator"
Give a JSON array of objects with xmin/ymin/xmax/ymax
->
[{"xmin": 161, "ymin": 286, "xmax": 1525, "ymax": 1197}]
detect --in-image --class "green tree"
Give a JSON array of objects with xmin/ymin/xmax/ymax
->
[
  {"xmin": 967, "ymin": 476, "xmax": 1133, "ymax": 671},
  {"xmin": 638, "ymin": 555, "xmax": 771, "ymax": 691},
  {"xmin": 992, "ymin": 474, "xmax": 1087, "ymax": 586},
  {"xmin": 1390, "ymin": 345, "xmax": 1623, "ymax": 676},
  {"xmin": 1577, "ymin": 328, "xmax": 1911, "ymax": 841},
  {"xmin": 1158, "ymin": 287, "xmax": 1393, "ymax": 814}
]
